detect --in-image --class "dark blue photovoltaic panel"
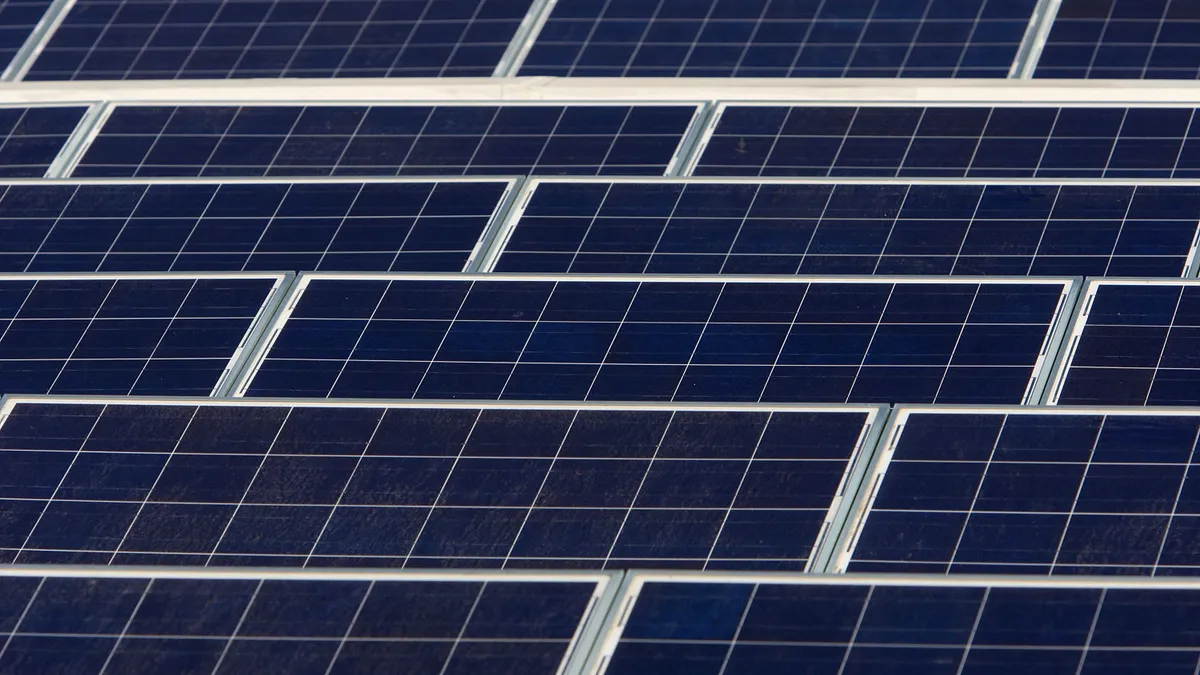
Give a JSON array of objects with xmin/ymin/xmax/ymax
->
[
  {"xmin": 606, "ymin": 579, "xmax": 1200, "ymax": 675},
  {"xmin": 0, "ymin": 572, "xmax": 596, "ymax": 675},
  {"xmin": 1053, "ymin": 281, "xmax": 1200, "ymax": 406},
  {"xmin": 0, "ymin": 401, "xmax": 873, "ymax": 568},
  {"xmin": 496, "ymin": 181, "xmax": 1200, "ymax": 277},
  {"xmin": 0, "ymin": 0, "xmax": 53, "ymax": 73},
  {"xmin": 0, "ymin": 275, "xmax": 278, "ymax": 398},
  {"xmin": 520, "ymin": 0, "xmax": 1036, "ymax": 78},
  {"xmin": 0, "ymin": 180, "xmax": 509, "ymax": 273},
  {"xmin": 845, "ymin": 410, "xmax": 1200, "ymax": 576},
  {"xmin": 72, "ymin": 104, "xmax": 699, "ymax": 178},
  {"xmin": 1037, "ymin": 0, "xmax": 1200, "ymax": 79},
  {"xmin": 693, "ymin": 105, "xmax": 1200, "ymax": 178},
  {"xmin": 0, "ymin": 107, "xmax": 87, "ymax": 177},
  {"xmin": 241, "ymin": 275, "xmax": 1070, "ymax": 406},
  {"xmin": 25, "ymin": 0, "xmax": 534, "ymax": 80}
]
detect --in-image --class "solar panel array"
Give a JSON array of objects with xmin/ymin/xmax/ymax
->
[
  {"xmin": 692, "ymin": 105, "xmax": 1200, "ymax": 178},
  {"xmin": 3, "ymin": 0, "xmax": 1200, "ymax": 669},
  {"xmin": 0, "ymin": 179, "xmax": 513, "ymax": 273},
  {"xmin": 599, "ymin": 576, "xmax": 1200, "ymax": 675},
  {"xmin": 0, "ymin": 399, "xmax": 878, "ymax": 569},
  {"xmin": 72, "ymin": 104, "xmax": 701, "ymax": 178},
  {"xmin": 0, "ymin": 569, "xmax": 608, "ymax": 675},
  {"xmin": 842, "ymin": 408, "xmax": 1200, "ymax": 575},
  {"xmin": 24, "ymin": 0, "xmax": 537, "ymax": 80},
  {"xmin": 517, "ymin": 0, "xmax": 1038, "ymax": 78},
  {"xmin": 495, "ymin": 180, "xmax": 1200, "ymax": 277}
]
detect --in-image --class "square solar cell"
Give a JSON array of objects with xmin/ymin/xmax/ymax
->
[
  {"xmin": 0, "ymin": 0, "xmax": 53, "ymax": 75},
  {"xmin": 0, "ymin": 106, "xmax": 87, "ymax": 177},
  {"xmin": 691, "ymin": 105, "xmax": 1200, "ymax": 179},
  {"xmin": 70, "ymin": 104, "xmax": 701, "ymax": 178},
  {"xmin": 1037, "ymin": 0, "xmax": 1200, "ymax": 79},
  {"xmin": 0, "ymin": 569, "xmax": 607, "ymax": 675},
  {"xmin": 518, "ymin": 0, "xmax": 1037, "ymax": 78},
  {"xmin": 235, "ymin": 273, "xmax": 1075, "ymax": 406},
  {"xmin": 839, "ymin": 407, "xmax": 1200, "ymax": 576},
  {"xmin": 0, "ymin": 179, "xmax": 513, "ymax": 273},
  {"xmin": 0, "ymin": 398, "xmax": 879, "ymax": 569},
  {"xmin": 24, "ymin": 0, "xmax": 535, "ymax": 80},
  {"xmin": 596, "ymin": 575, "xmax": 1200, "ymax": 675},
  {"xmin": 1050, "ymin": 279, "xmax": 1200, "ymax": 406},
  {"xmin": 491, "ymin": 179, "xmax": 1200, "ymax": 278},
  {"xmin": 0, "ymin": 273, "xmax": 283, "ymax": 399}
]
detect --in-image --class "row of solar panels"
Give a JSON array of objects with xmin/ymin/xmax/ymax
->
[
  {"xmin": 8, "ymin": 567, "xmax": 1200, "ymax": 675},
  {"xmin": 0, "ymin": 0, "xmax": 1189, "ymax": 81},
  {"xmin": 11, "ymin": 396, "xmax": 1200, "ymax": 574},
  {"xmin": 18, "ymin": 102, "xmax": 1200, "ymax": 181},
  {"xmin": 0, "ymin": 176, "xmax": 1193, "ymax": 278},
  {"xmin": 0, "ymin": 273, "xmax": 1192, "ymax": 403}
]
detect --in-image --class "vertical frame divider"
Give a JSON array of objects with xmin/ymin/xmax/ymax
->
[
  {"xmin": 494, "ymin": 0, "xmax": 558, "ymax": 77},
  {"xmin": 45, "ymin": 101, "xmax": 110, "ymax": 178},
  {"xmin": 1009, "ymin": 0, "xmax": 1063, "ymax": 79},
  {"xmin": 468, "ymin": 175, "xmax": 530, "ymax": 272},
  {"xmin": 667, "ymin": 102, "xmax": 717, "ymax": 177},
  {"xmin": 217, "ymin": 273, "xmax": 300, "ymax": 398},
  {"xmin": 1, "ymin": 0, "xmax": 74, "ymax": 81}
]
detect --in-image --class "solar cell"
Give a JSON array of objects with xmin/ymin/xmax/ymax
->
[
  {"xmin": 839, "ymin": 407, "xmax": 1200, "ymax": 576},
  {"xmin": 236, "ymin": 273, "xmax": 1075, "ymax": 406},
  {"xmin": 70, "ymin": 103, "xmax": 702, "ymax": 178},
  {"xmin": 1037, "ymin": 0, "xmax": 1200, "ymax": 79},
  {"xmin": 595, "ymin": 574, "xmax": 1200, "ymax": 675},
  {"xmin": 24, "ymin": 0, "xmax": 535, "ymax": 80},
  {"xmin": 492, "ymin": 179, "xmax": 1200, "ymax": 277},
  {"xmin": 0, "ymin": 106, "xmax": 88, "ymax": 178},
  {"xmin": 517, "ymin": 0, "xmax": 1037, "ymax": 78},
  {"xmin": 690, "ymin": 104, "xmax": 1200, "ymax": 179},
  {"xmin": 1049, "ymin": 279, "xmax": 1200, "ymax": 406},
  {"xmin": 0, "ymin": 273, "xmax": 283, "ymax": 399},
  {"xmin": 0, "ymin": 568, "xmax": 609, "ymax": 675},
  {"xmin": 0, "ymin": 178, "xmax": 513, "ymax": 273},
  {"xmin": 0, "ymin": 0, "xmax": 53, "ymax": 75},
  {"xmin": 0, "ymin": 398, "xmax": 880, "ymax": 569}
]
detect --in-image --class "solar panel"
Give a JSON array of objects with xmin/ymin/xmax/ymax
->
[
  {"xmin": 0, "ymin": 178, "xmax": 513, "ymax": 273},
  {"xmin": 690, "ymin": 105, "xmax": 1200, "ymax": 179},
  {"xmin": 70, "ymin": 104, "xmax": 702, "ymax": 178},
  {"xmin": 0, "ymin": 273, "xmax": 283, "ymax": 398},
  {"xmin": 1037, "ymin": 0, "xmax": 1200, "ymax": 79},
  {"xmin": 1049, "ymin": 279, "xmax": 1200, "ymax": 406},
  {"xmin": 235, "ymin": 273, "xmax": 1075, "ymax": 406},
  {"xmin": 0, "ymin": 106, "xmax": 88, "ymax": 178},
  {"xmin": 0, "ymin": 568, "xmax": 610, "ymax": 675},
  {"xmin": 838, "ymin": 407, "xmax": 1200, "ymax": 576},
  {"xmin": 518, "ymin": 0, "xmax": 1037, "ymax": 78},
  {"xmin": 23, "ymin": 0, "xmax": 535, "ymax": 80},
  {"xmin": 594, "ymin": 574, "xmax": 1200, "ymax": 675},
  {"xmin": 0, "ymin": 398, "xmax": 880, "ymax": 569},
  {"xmin": 0, "ymin": 0, "xmax": 53, "ymax": 75},
  {"xmin": 492, "ymin": 179, "xmax": 1200, "ymax": 277}
]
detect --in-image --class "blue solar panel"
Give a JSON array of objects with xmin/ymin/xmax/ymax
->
[
  {"xmin": 0, "ymin": 274, "xmax": 281, "ymax": 398},
  {"xmin": 518, "ymin": 0, "xmax": 1036, "ymax": 78},
  {"xmin": 24, "ymin": 0, "xmax": 535, "ymax": 80},
  {"xmin": 0, "ymin": 179, "xmax": 511, "ymax": 273},
  {"xmin": 0, "ymin": 570, "xmax": 602, "ymax": 675},
  {"xmin": 494, "ymin": 180, "xmax": 1200, "ymax": 277},
  {"xmin": 0, "ymin": 106, "xmax": 87, "ymax": 177},
  {"xmin": 841, "ymin": 408, "xmax": 1200, "ymax": 576},
  {"xmin": 0, "ymin": 399, "xmax": 877, "ymax": 569},
  {"xmin": 600, "ymin": 576, "xmax": 1200, "ymax": 675},
  {"xmin": 1037, "ymin": 0, "xmax": 1200, "ymax": 79},
  {"xmin": 692, "ymin": 105, "xmax": 1200, "ymax": 178},
  {"xmin": 71, "ymin": 104, "xmax": 701, "ymax": 178},
  {"xmin": 237, "ymin": 274, "xmax": 1073, "ymax": 406},
  {"xmin": 1050, "ymin": 280, "xmax": 1200, "ymax": 406},
  {"xmin": 0, "ymin": 0, "xmax": 53, "ymax": 74}
]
